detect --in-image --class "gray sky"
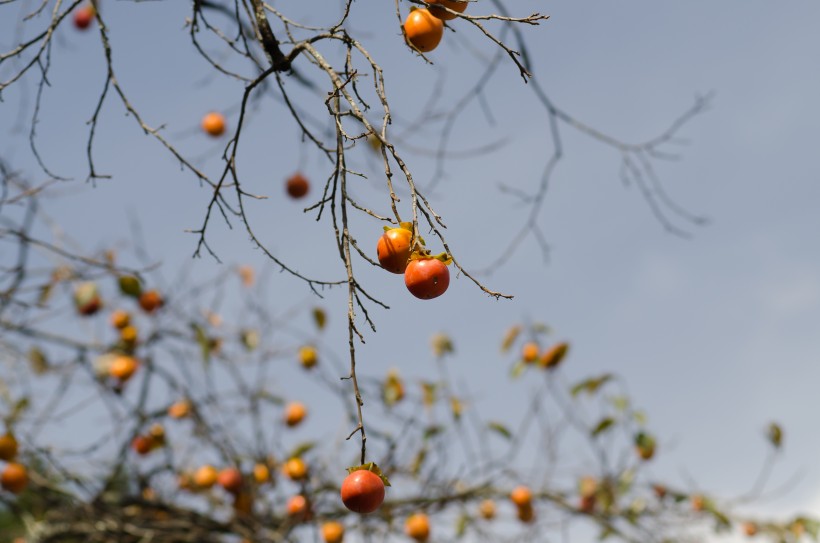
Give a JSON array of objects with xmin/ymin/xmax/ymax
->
[{"xmin": 2, "ymin": 0, "xmax": 820, "ymax": 539}]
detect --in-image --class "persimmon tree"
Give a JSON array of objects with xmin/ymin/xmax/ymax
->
[{"xmin": 0, "ymin": 1, "xmax": 815, "ymax": 542}]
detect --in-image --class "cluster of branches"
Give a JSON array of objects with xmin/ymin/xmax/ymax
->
[
  {"xmin": 0, "ymin": 0, "xmax": 717, "ymax": 462},
  {"xmin": 0, "ymin": 165, "xmax": 817, "ymax": 542}
]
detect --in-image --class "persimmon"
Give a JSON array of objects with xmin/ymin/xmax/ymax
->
[
  {"xmin": 404, "ymin": 258, "xmax": 450, "ymax": 299},
  {"xmin": 341, "ymin": 469, "xmax": 385, "ymax": 514},
  {"xmin": 428, "ymin": 0, "xmax": 468, "ymax": 21},
  {"xmin": 74, "ymin": 282, "xmax": 102, "ymax": 316},
  {"xmin": 201, "ymin": 112, "xmax": 226, "ymax": 137},
  {"xmin": 478, "ymin": 499, "xmax": 496, "ymax": 520},
  {"xmin": 253, "ymin": 463, "xmax": 270, "ymax": 484},
  {"xmin": 286, "ymin": 173, "xmax": 310, "ymax": 199},
  {"xmin": 403, "ymin": 9, "xmax": 444, "ymax": 53},
  {"xmin": 691, "ymin": 494, "xmax": 705, "ymax": 512},
  {"xmin": 110, "ymin": 309, "xmax": 130, "ymax": 329},
  {"xmin": 286, "ymin": 494, "xmax": 310, "ymax": 519},
  {"xmin": 194, "ymin": 465, "xmax": 218, "ymax": 488},
  {"xmin": 521, "ymin": 342, "xmax": 539, "ymax": 363},
  {"xmin": 298, "ymin": 345, "xmax": 318, "ymax": 369},
  {"xmin": 120, "ymin": 325, "xmax": 138, "ymax": 345},
  {"xmin": 743, "ymin": 522, "xmax": 759, "ymax": 537},
  {"xmin": 168, "ymin": 399, "xmax": 191, "ymax": 419},
  {"xmin": 131, "ymin": 435, "xmax": 153, "ymax": 455},
  {"xmin": 377, "ymin": 227, "xmax": 413, "ymax": 274},
  {"xmin": 321, "ymin": 521, "xmax": 345, "ymax": 543},
  {"xmin": 284, "ymin": 402, "xmax": 307, "ymax": 427},
  {"xmin": 404, "ymin": 513, "xmax": 430, "ymax": 542},
  {"xmin": 510, "ymin": 485, "xmax": 532, "ymax": 507},
  {"xmin": 0, "ymin": 433, "xmax": 18, "ymax": 461},
  {"xmin": 109, "ymin": 355, "xmax": 139, "ymax": 381},
  {"xmin": 1, "ymin": 462, "xmax": 27, "ymax": 494},
  {"xmin": 138, "ymin": 289, "xmax": 164, "ymax": 313},
  {"xmin": 73, "ymin": 4, "xmax": 95, "ymax": 29},
  {"xmin": 282, "ymin": 458, "xmax": 308, "ymax": 481},
  {"xmin": 218, "ymin": 467, "xmax": 243, "ymax": 494}
]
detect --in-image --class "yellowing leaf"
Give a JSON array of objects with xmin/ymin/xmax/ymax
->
[
  {"xmin": 312, "ymin": 307, "xmax": 327, "ymax": 331},
  {"xmin": 591, "ymin": 417, "xmax": 616, "ymax": 437},
  {"xmin": 487, "ymin": 421, "xmax": 512, "ymax": 440},
  {"xmin": 501, "ymin": 325, "xmax": 522, "ymax": 353}
]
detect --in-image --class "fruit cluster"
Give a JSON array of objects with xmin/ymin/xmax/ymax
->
[
  {"xmin": 377, "ymin": 224, "xmax": 452, "ymax": 300},
  {"xmin": 403, "ymin": 1, "xmax": 469, "ymax": 53}
]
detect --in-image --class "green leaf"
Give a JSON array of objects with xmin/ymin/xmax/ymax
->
[
  {"xmin": 288, "ymin": 441, "xmax": 316, "ymax": 459},
  {"xmin": 571, "ymin": 374, "xmax": 613, "ymax": 397},
  {"xmin": 191, "ymin": 322, "xmax": 211, "ymax": 365},
  {"xmin": 487, "ymin": 421, "xmax": 512, "ymax": 440},
  {"xmin": 312, "ymin": 307, "xmax": 327, "ymax": 331},
  {"xmin": 591, "ymin": 417, "xmax": 616, "ymax": 437},
  {"xmin": 767, "ymin": 422, "xmax": 783, "ymax": 449},
  {"xmin": 239, "ymin": 328, "xmax": 259, "ymax": 351},
  {"xmin": 509, "ymin": 360, "xmax": 526, "ymax": 379},
  {"xmin": 118, "ymin": 275, "xmax": 142, "ymax": 298},
  {"xmin": 455, "ymin": 513, "xmax": 469, "ymax": 537},
  {"xmin": 423, "ymin": 425, "xmax": 444, "ymax": 440}
]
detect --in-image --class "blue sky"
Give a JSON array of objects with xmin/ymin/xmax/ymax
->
[{"xmin": 2, "ymin": 0, "xmax": 820, "ymax": 538}]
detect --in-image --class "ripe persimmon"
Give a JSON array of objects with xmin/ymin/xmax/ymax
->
[
  {"xmin": 0, "ymin": 433, "xmax": 18, "ymax": 461},
  {"xmin": 404, "ymin": 513, "xmax": 430, "ymax": 541},
  {"xmin": 405, "ymin": 258, "xmax": 450, "ymax": 299},
  {"xmin": 218, "ymin": 467, "xmax": 243, "ymax": 494},
  {"xmin": 284, "ymin": 402, "xmax": 307, "ymax": 427},
  {"xmin": 253, "ymin": 463, "xmax": 271, "ymax": 484},
  {"xmin": 168, "ymin": 399, "xmax": 191, "ymax": 419},
  {"xmin": 74, "ymin": 282, "xmax": 102, "ymax": 316},
  {"xmin": 282, "ymin": 457, "xmax": 308, "ymax": 481},
  {"xmin": 478, "ymin": 499, "xmax": 496, "ymax": 520},
  {"xmin": 341, "ymin": 469, "xmax": 385, "ymax": 514},
  {"xmin": 286, "ymin": 173, "xmax": 310, "ymax": 199},
  {"xmin": 73, "ymin": 5, "xmax": 95, "ymax": 29},
  {"xmin": 131, "ymin": 435, "xmax": 153, "ymax": 455},
  {"xmin": 138, "ymin": 289, "xmax": 164, "ymax": 313},
  {"xmin": 201, "ymin": 112, "xmax": 226, "ymax": 137},
  {"xmin": 377, "ymin": 227, "xmax": 413, "ymax": 274},
  {"xmin": 428, "ymin": 0, "xmax": 468, "ymax": 21},
  {"xmin": 194, "ymin": 465, "xmax": 218, "ymax": 488},
  {"xmin": 109, "ymin": 355, "xmax": 139, "ymax": 381},
  {"xmin": 321, "ymin": 521, "xmax": 345, "ymax": 543},
  {"xmin": 286, "ymin": 494, "xmax": 311, "ymax": 519},
  {"xmin": 1, "ymin": 462, "xmax": 28, "ymax": 494},
  {"xmin": 298, "ymin": 345, "xmax": 318, "ymax": 369},
  {"xmin": 1, "ymin": 463, "xmax": 27, "ymax": 494},
  {"xmin": 521, "ymin": 342, "xmax": 539, "ymax": 363},
  {"xmin": 403, "ymin": 9, "xmax": 444, "ymax": 53},
  {"xmin": 510, "ymin": 485, "xmax": 532, "ymax": 507},
  {"xmin": 109, "ymin": 309, "xmax": 130, "ymax": 329}
]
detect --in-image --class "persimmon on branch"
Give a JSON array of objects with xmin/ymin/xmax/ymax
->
[{"xmin": 0, "ymin": 175, "xmax": 816, "ymax": 541}]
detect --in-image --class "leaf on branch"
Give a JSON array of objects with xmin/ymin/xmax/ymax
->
[
  {"xmin": 570, "ymin": 374, "xmax": 613, "ymax": 397},
  {"xmin": 431, "ymin": 333, "xmax": 454, "ymax": 357},
  {"xmin": 591, "ymin": 417, "xmax": 616, "ymax": 437},
  {"xmin": 509, "ymin": 360, "xmax": 527, "ymax": 379},
  {"xmin": 118, "ymin": 275, "xmax": 142, "ymax": 298},
  {"xmin": 767, "ymin": 422, "xmax": 783, "ymax": 449},
  {"xmin": 423, "ymin": 425, "xmax": 444, "ymax": 440},
  {"xmin": 501, "ymin": 325, "xmax": 522, "ymax": 353},
  {"xmin": 28, "ymin": 347, "xmax": 49, "ymax": 375},
  {"xmin": 287, "ymin": 442, "xmax": 316, "ymax": 459},
  {"xmin": 487, "ymin": 421, "xmax": 512, "ymax": 440},
  {"xmin": 312, "ymin": 307, "xmax": 327, "ymax": 331},
  {"xmin": 455, "ymin": 512, "xmax": 470, "ymax": 537},
  {"xmin": 191, "ymin": 323, "xmax": 211, "ymax": 365}
]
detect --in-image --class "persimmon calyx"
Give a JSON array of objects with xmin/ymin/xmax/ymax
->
[
  {"xmin": 346, "ymin": 462, "xmax": 392, "ymax": 487},
  {"xmin": 383, "ymin": 222, "xmax": 426, "ymax": 246},
  {"xmin": 409, "ymin": 251, "xmax": 452, "ymax": 266}
]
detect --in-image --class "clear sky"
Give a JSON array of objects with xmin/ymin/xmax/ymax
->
[{"xmin": 2, "ymin": 1, "xmax": 820, "ymax": 539}]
